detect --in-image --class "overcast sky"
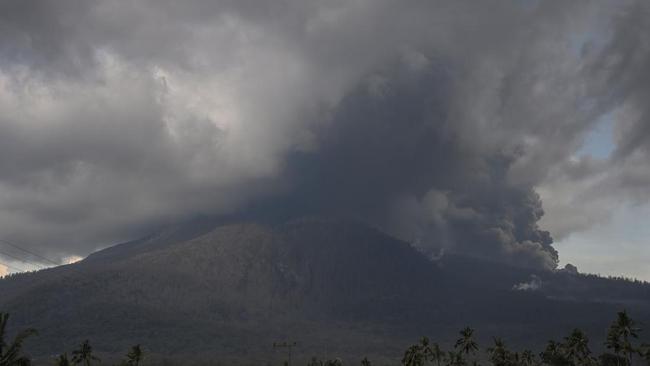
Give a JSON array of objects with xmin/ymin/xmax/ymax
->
[{"xmin": 0, "ymin": 0, "xmax": 649, "ymax": 279}]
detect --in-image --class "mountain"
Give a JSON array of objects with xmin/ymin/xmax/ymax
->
[{"xmin": 1, "ymin": 218, "xmax": 650, "ymax": 364}]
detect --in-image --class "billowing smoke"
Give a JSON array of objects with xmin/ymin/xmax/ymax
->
[
  {"xmin": 0, "ymin": 1, "xmax": 649, "ymax": 270},
  {"xmin": 255, "ymin": 62, "xmax": 558, "ymax": 268}
]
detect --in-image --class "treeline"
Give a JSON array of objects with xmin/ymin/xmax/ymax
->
[
  {"xmin": 3, "ymin": 311, "xmax": 650, "ymax": 366},
  {"xmin": 0, "ymin": 313, "xmax": 141, "ymax": 366},
  {"xmin": 302, "ymin": 311, "xmax": 650, "ymax": 366}
]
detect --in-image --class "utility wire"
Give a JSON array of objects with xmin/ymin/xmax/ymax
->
[
  {"xmin": 0, "ymin": 238, "xmax": 62, "ymax": 266},
  {"xmin": 0, "ymin": 259, "xmax": 30, "ymax": 274},
  {"xmin": 0, "ymin": 249, "xmax": 46, "ymax": 269},
  {"xmin": 0, "ymin": 238, "xmax": 88, "ymax": 277}
]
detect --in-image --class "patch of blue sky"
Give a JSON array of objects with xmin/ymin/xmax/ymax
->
[{"xmin": 577, "ymin": 112, "xmax": 616, "ymax": 159}]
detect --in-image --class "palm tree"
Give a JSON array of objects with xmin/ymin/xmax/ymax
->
[
  {"xmin": 600, "ymin": 353, "xmax": 628, "ymax": 366},
  {"xmin": 428, "ymin": 343, "xmax": 445, "ymax": 366},
  {"xmin": 520, "ymin": 350, "xmax": 535, "ymax": 366},
  {"xmin": 540, "ymin": 340, "xmax": 570, "ymax": 366},
  {"xmin": 606, "ymin": 326, "xmax": 624, "ymax": 366},
  {"xmin": 565, "ymin": 328, "xmax": 592, "ymax": 365},
  {"xmin": 640, "ymin": 344, "xmax": 650, "ymax": 366},
  {"xmin": 511, "ymin": 352, "xmax": 520, "ymax": 366},
  {"xmin": 641, "ymin": 344, "xmax": 650, "ymax": 366},
  {"xmin": 71, "ymin": 340, "xmax": 100, "ymax": 366},
  {"xmin": 125, "ymin": 345, "xmax": 143, "ymax": 366},
  {"xmin": 606, "ymin": 311, "xmax": 641, "ymax": 366},
  {"xmin": 0, "ymin": 312, "xmax": 37, "ymax": 366},
  {"xmin": 402, "ymin": 344, "xmax": 424, "ymax": 366},
  {"xmin": 420, "ymin": 337, "xmax": 435, "ymax": 364},
  {"xmin": 361, "ymin": 357, "xmax": 372, "ymax": 366},
  {"xmin": 487, "ymin": 338, "xmax": 512, "ymax": 366},
  {"xmin": 618, "ymin": 311, "xmax": 640, "ymax": 366},
  {"xmin": 455, "ymin": 328, "xmax": 478, "ymax": 356},
  {"xmin": 446, "ymin": 351, "xmax": 465, "ymax": 366},
  {"xmin": 55, "ymin": 354, "xmax": 71, "ymax": 366}
]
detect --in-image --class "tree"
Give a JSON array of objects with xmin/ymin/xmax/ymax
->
[
  {"xmin": 402, "ymin": 337, "xmax": 447, "ymax": 366},
  {"xmin": 124, "ymin": 345, "xmax": 143, "ymax": 366},
  {"xmin": 428, "ymin": 343, "xmax": 445, "ymax": 366},
  {"xmin": 361, "ymin": 357, "xmax": 372, "ymax": 366},
  {"xmin": 606, "ymin": 311, "xmax": 641, "ymax": 366},
  {"xmin": 455, "ymin": 328, "xmax": 479, "ymax": 356},
  {"xmin": 540, "ymin": 340, "xmax": 571, "ymax": 366},
  {"xmin": 487, "ymin": 338, "xmax": 515, "ymax": 366},
  {"xmin": 641, "ymin": 344, "xmax": 650, "ymax": 366},
  {"xmin": 55, "ymin": 354, "xmax": 71, "ymax": 366},
  {"xmin": 0, "ymin": 312, "xmax": 37, "ymax": 366},
  {"xmin": 521, "ymin": 350, "xmax": 536, "ymax": 366},
  {"xmin": 403, "ymin": 344, "xmax": 425, "ymax": 366},
  {"xmin": 71, "ymin": 340, "xmax": 100, "ymax": 366},
  {"xmin": 634, "ymin": 343, "xmax": 650, "ymax": 366},
  {"xmin": 600, "ymin": 353, "xmax": 628, "ymax": 366},
  {"xmin": 446, "ymin": 351, "xmax": 465, "ymax": 366},
  {"xmin": 606, "ymin": 327, "xmax": 624, "ymax": 366},
  {"xmin": 564, "ymin": 329, "xmax": 592, "ymax": 365}
]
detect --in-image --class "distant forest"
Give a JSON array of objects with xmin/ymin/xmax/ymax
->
[{"xmin": 2, "ymin": 311, "xmax": 650, "ymax": 366}]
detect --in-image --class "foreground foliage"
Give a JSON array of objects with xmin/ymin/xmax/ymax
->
[
  {"xmin": 2, "ymin": 311, "xmax": 650, "ymax": 365},
  {"xmin": 308, "ymin": 311, "xmax": 650, "ymax": 366},
  {"xmin": 0, "ymin": 313, "xmax": 36, "ymax": 366},
  {"xmin": 0, "ymin": 312, "xmax": 144, "ymax": 366}
]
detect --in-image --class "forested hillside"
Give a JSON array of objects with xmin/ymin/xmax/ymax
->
[{"xmin": 1, "ymin": 219, "xmax": 649, "ymax": 362}]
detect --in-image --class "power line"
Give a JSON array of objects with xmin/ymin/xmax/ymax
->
[
  {"xmin": 0, "ymin": 238, "xmax": 88, "ymax": 277},
  {"xmin": 0, "ymin": 238, "xmax": 62, "ymax": 267},
  {"xmin": 0, "ymin": 259, "xmax": 30, "ymax": 274},
  {"xmin": 0, "ymin": 249, "xmax": 46, "ymax": 269}
]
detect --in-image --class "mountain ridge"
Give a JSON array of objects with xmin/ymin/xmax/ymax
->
[{"xmin": 1, "ymin": 218, "xmax": 650, "ymax": 362}]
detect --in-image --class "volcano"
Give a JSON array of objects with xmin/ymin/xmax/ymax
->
[{"xmin": 1, "ymin": 218, "xmax": 649, "ymax": 364}]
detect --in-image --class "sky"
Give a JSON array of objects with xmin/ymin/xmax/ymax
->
[
  {"xmin": 0, "ymin": 0, "xmax": 649, "ymax": 279},
  {"xmin": 549, "ymin": 114, "xmax": 650, "ymax": 280}
]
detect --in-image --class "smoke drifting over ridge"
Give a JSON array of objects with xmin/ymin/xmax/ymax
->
[
  {"xmin": 263, "ymin": 63, "xmax": 557, "ymax": 268},
  {"xmin": 1, "ymin": 0, "xmax": 650, "ymax": 269}
]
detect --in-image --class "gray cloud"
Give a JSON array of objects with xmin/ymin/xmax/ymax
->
[
  {"xmin": 0, "ymin": 0, "xmax": 649, "ymax": 268},
  {"xmin": 538, "ymin": 1, "xmax": 650, "ymax": 240}
]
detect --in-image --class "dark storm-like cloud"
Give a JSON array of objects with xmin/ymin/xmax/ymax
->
[
  {"xmin": 0, "ymin": 0, "xmax": 649, "ymax": 268},
  {"xmin": 257, "ymin": 60, "xmax": 558, "ymax": 268}
]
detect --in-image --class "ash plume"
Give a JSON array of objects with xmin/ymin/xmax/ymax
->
[{"xmin": 1, "ymin": 1, "xmax": 649, "ymax": 269}]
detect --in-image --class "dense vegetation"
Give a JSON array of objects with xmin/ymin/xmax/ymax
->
[
  {"xmin": 3, "ymin": 310, "xmax": 650, "ymax": 366},
  {"xmin": 304, "ymin": 311, "xmax": 650, "ymax": 366},
  {"xmin": 1, "ymin": 313, "xmax": 142, "ymax": 366},
  {"xmin": 393, "ymin": 311, "xmax": 650, "ymax": 366},
  {"xmin": 3, "ymin": 222, "xmax": 650, "ymax": 360}
]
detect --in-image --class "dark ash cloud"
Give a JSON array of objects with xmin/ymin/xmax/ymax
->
[
  {"xmin": 262, "ymin": 64, "xmax": 557, "ymax": 268},
  {"xmin": 0, "ymin": 0, "xmax": 649, "ymax": 269}
]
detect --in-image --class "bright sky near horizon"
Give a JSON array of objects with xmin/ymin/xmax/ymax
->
[
  {"xmin": 548, "ymin": 115, "xmax": 650, "ymax": 281},
  {"xmin": 556, "ymin": 202, "xmax": 650, "ymax": 281}
]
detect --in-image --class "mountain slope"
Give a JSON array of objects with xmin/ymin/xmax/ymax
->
[{"xmin": 1, "ymin": 219, "xmax": 649, "ymax": 363}]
